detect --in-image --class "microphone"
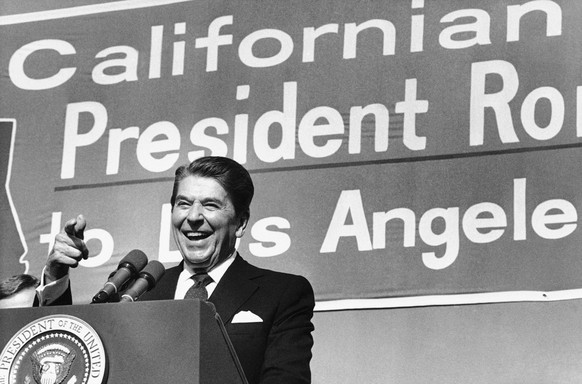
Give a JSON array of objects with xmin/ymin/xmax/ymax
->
[
  {"xmin": 91, "ymin": 250, "xmax": 148, "ymax": 304},
  {"xmin": 119, "ymin": 260, "xmax": 165, "ymax": 303}
]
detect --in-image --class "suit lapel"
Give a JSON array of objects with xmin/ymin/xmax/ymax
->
[{"xmin": 209, "ymin": 255, "xmax": 261, "ymax": 324}]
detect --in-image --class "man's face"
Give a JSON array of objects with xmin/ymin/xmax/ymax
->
[{"xmin": 171, "ymin": 175, "xmax": 248, "ymax": 271}]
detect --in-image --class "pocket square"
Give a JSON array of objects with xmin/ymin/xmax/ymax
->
[{"xmin": 232, "ymin": 310, "xmax": 263, "ymax": 323}]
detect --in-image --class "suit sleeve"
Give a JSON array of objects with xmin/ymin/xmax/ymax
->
[
  {"xmin": 35, "ymin": 270, "xmax": 73, "ymax": 306},
  {"xmin": 34, "ymin": 282, "xmax": 73, "ymax": 306},
  {"xmin": 259, "ymin": 275, "xmax": 315, "ymax": 384}
]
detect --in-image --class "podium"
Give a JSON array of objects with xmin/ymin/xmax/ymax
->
[{"xmin": 0, "ymin": 300, "xmax": 248, "ymax": 383}]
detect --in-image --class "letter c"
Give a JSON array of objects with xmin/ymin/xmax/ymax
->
[{"xmin": 9, "ymin": 39, "xmax": 76, "ymax": 90}]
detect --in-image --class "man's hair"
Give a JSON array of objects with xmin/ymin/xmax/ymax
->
[
  {"xmin": 0, "ymin": 274, "xmax": 40, "ymax": 300},
  {"xmin": 171, "ymin": 156, "xmax": 254, "ymax": 217}
]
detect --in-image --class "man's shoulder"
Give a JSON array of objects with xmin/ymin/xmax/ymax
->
[
  {"xmin": 234, "ymin": 255, "xmax": 313, "ymax": 290},
  {"xmin": 236, "ymin": 255, "xmax": 305, "ymax": 278}
]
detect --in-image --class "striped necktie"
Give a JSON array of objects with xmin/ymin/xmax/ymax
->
[{"xmin": 184, "ymin": 273, "xmax": 213, "ymax": 301}]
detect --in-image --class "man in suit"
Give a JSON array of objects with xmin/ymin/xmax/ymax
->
[{"xmin": 40, "ymin": 156, "xmax": 315, "ymax": 384}]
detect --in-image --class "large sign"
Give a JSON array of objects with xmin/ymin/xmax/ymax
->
[{"xmin": 1, "ymin": 0, "xmax": 581, "ymax": 308}]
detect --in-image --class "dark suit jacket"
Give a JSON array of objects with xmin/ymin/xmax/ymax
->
[{"xmin": 140, "ymin": 255, "xmax": 315, "ymax": 384}]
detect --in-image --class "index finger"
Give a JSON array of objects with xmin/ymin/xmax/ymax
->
[
  {"xmin": 73, "ymin": 214, "xmax": 86, "ymax": 240},
  {"xmin": 64, "ymin": 214, "xmax": 86, "ymax": 240},
  {"xmin": 64, "ymin": 218, "xmax": 78, "ymax": 237}
]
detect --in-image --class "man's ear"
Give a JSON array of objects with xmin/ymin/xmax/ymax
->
[{"xmin": 236, "ymin": 210, "xmax": 250, "ymax": 238}]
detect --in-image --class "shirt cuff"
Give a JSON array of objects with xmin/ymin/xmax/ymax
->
[{"xmin": 36, "ymin": 266, "xmax": 69, "ymax": 306}]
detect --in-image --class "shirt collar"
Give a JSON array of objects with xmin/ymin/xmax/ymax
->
[{"xmin": 180, "ymin": 250, "xmax": 237, "ymax": 285}]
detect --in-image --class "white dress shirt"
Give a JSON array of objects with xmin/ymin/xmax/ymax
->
[{"xmin": 174, "ymin": 251, "xmax": 237, "ymax": 299}]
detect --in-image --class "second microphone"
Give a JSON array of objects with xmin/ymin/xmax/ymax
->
[{"xmin": 91, "ymin": 249, "xmax": 148, "ymax": 304}]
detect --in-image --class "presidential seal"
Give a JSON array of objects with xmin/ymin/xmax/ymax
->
[{"xmin": 0, "ymin": 315, "xmax": 107, "ymax": 384}]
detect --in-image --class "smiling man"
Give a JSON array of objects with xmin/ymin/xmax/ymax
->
[
  {"xmin": 41, "ymin": 156, "xmax": 315, "ymax": 384},
  {"xmin": 170, "ymin": 161, "xmax": 250, "ymax": 275}
]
